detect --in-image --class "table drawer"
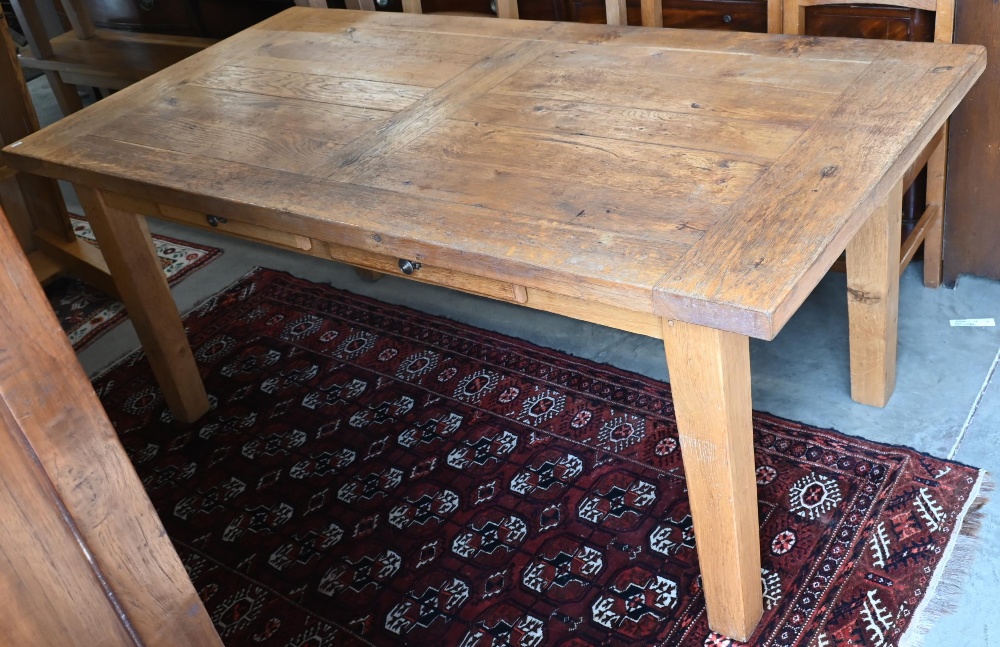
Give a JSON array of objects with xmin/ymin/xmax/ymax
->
[
  {"xmin": 150, "ymin": 202, "xmax": 314, "ymax": 252},
  {"xmin": 325, "ymin": 241, "xmax": 528, "ymax": 304}
]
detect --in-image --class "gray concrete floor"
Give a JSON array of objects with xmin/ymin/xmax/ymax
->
[{"xmin": 30, "ymin": 78, "xmax": 1000, "ymax": 646}]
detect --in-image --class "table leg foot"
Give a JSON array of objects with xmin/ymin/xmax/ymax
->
[
  {"xmin": 662, "ymin": 319, "xmax": 762, "ymax": 641},
  {"xmin": 76, "ymin": 186, "xmax": 209, "ymax": 422},
  {"xmin": 847, "ymin": 180, "xmax": 903, "ymax": 407}
]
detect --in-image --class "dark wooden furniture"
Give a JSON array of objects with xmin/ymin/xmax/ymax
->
[
  {"xmin": 0, "ymin": 11, "xmax": 115, "ymax": 293},
  {"xmin": 10, "ymin": 0, "xmax": 214, "ymax": 114},
  {"xmin": 943, "ymin": 0, "xmax": 1000, "ymax": 284},
  {"xmin": 4, "ymin": 8, "xmax": 983, "ymax": 639}
]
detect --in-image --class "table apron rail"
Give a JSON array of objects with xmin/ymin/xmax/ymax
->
[{"xmin": 101, "ymin": 191, "xmax": 665, "ymax": 340}]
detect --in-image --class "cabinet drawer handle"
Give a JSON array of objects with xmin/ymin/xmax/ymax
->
[
  {"xmin": 206, "ymin": 215, "xmax": 228, "ymax": 227},
  {"xmin": 722, "ymin": 14, "xmax": 733, "ymax": 23},
  {"xmin": 398, "ymin": 258, "xmax": 422, "ymax": 275}
]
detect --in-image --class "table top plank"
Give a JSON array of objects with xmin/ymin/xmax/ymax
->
[
  {"xmin": 654, "ymin": 41, "xmax": 986, "ymax": 338},
  {"xmin": 535, "ymin": 44, "xmax": 869, "ymax": 96},
  {"xmin": 355, "ymin": 154, "xmax": 716, "ymax": 243},
  {"xmin": 90, "ymin": 85, "xmax": 389, "ymax": 175},
  {"xmin": 494, "ymin": 66, "xmax": 842, "ymax": 128},
  {"xmin": 452, "ymin": 95, "xmax": 806, "ymax": 164},
  {"xmin": 3, "ymin": 9, "xmax": 985, "ymax": 339},
  {"xmin": 191, "ymin": 64, "xmax": 429, "ymax": 112},
  {"xmin": 399, "ymin": 120, "xmax": 766, "ymax": 205}
]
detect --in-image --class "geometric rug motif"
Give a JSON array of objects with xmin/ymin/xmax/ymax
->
[
  {"xmin": 94, "ymin": 267, "xmax": 984, "ymax": 647},
  {"xmin": 46, "ymin": 214, "xmax": 222, "ymax": 350}
]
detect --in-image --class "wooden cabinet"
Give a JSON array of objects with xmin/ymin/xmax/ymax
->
[{"xmin": 943, "ymin": 0, "xmax": 1000, "ymax": 284}]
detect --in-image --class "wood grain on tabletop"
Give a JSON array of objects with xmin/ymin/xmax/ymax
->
[
  {"xmin": 2, "ymin": 8, "xmax": 986, "ymax": 339},
  {"xmin": 0, "ymin": 207, "xmax": 221, "ymax": 645}
]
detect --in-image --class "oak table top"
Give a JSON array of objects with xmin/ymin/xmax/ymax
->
[
  {"xmin": 3, "ymin": 9, "xmax": 984, "ymax": 339},
  {"xmin": 2, "ymin": 9, "xmax": 984, "ymax": 642}
]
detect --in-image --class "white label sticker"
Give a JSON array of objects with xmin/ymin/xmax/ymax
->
[{"xmin": 950, "ymin": 318, "xmax": 996, "ymax": 327}]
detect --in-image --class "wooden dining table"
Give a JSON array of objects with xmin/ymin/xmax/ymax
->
[{"xmin": 2, "ymin": 8, "xmax": 984, "ymax": 640}]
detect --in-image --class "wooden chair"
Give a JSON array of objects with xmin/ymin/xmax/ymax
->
[
  {"xmin": 298, "ymin": 0, "xmax": 521, "ymax": 20},
  {"xmin": 783, "ymin": 0, "xmax": 955, "ymax": 287},
  {"xmin": 9, "ymin": 0, "xmax": 215, "ymax": 115},
  {"xmin": 0, "ymin": 11, "xmax": 115, "ymax": 294}
]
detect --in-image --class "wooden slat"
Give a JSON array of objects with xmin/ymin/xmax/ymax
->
[
  {"xmin": 56, "ymin": 0, "xmax": 96, "ymax": 39},
  {"xmin": 240, "ymin": 51, "xmax": 477, "ymax": 89},
  {"xmin": 494, "ymin": 65, "xmax": 841, "ymax": 128},
  {"xmin": 653, "ymin": 42, "xmax": 985, "ymax": 339},
  {"xmin": 402, "ymin": 120, "xmax": 766, "ymax": 205},
  {"xmin": 33, "ymin": 228, "xmax": 119, "ymax": 297},
  {"xmin": 606, "ymin": 0, "xmax": 628, "ymax": 25},
  {"xmin": 356, "ymin": 154, "xmax": 718, "ymax": 240},
  {"xmin": 496, "ymin": 0, "xmax": 519, "ymax": 18},
  {"xmin": 191, "ymin": 64, "xmax": 429, "ymax": 111},
  {"xmin": 899, "ymin": 204, "xmax": 940, "ymax": 274},
  {"xmin": 533, "ymin": 44, "xmax": 868, "ymax": 95},
  {"xmin": 641, "ymin": 0, "xmax": 664, "ymax": 26},
  {"xmin": 257, "ymin": 24, "xmax": 501, "ymax": 59},
  {"xmin": 92, "ymin": 85, "xmax": 388, "ymax": 175},
  {"xmin": 25, "ymin": 249, "xmax": 65, "ymax": 284},
  {"xmin": 452, "ymin": 94, "xmax": 804, "ymax": 163}
]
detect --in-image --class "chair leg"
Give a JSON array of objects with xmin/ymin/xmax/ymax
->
[{"xmin": 923, "ymin": 124, "xmax": 947, "ymax": 288}]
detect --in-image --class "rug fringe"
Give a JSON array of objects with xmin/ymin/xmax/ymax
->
[{"xmin": 899, "ymin": 469, "xmax": 991, "ymax": 647}]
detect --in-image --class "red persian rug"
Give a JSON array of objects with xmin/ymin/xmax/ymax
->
[
  {"xmin": 96, "ymin": 268, "xmax": 984, "ymax": 647},
  {"xmin": 46, "ymin": 214, "xmax": 221, "ymax": 350}
]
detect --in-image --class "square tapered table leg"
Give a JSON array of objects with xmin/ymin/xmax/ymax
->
[{"xmin": 662, "ymin": 318, "xmax": 763, "ymax": 641}]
